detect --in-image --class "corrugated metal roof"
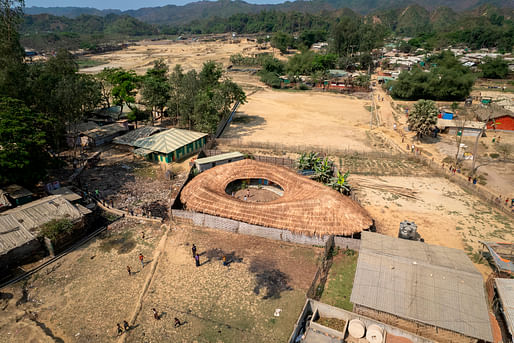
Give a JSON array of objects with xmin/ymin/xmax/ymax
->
[
  {"xmin": 48, "ymin": 187, "xmax": 82, "ymax": 202},
  {"xmin": 351, "ymin": 232, "xmax": 492, "ymax": 342},
  {"xmin": 195, "ymin": 152, "xmax": 244, "ymax": 165},
  {"xmin": 113, "ymin": 126, "xmax": 165, "ymax": 146},
  {"xmin": 0, "ymin": 215, "xmax": 36, "ymax": 255},
  {"xmin": 1, "ymin": 195, "xmax": 83, "ymax": 232},
  {"xmin": 82, "ymin": 123, "xmax": 128, "ymax": 140},
  {"xmin": 437, "ymin": 119, "xmax": 485, "ymax": 130},
  {"xmin": 132, "ymin": 128, "xmax": 207, "ymax": 154},
  {"xmin": 495, "ymin": 278, "xmax": 514, "ymax": 337}
]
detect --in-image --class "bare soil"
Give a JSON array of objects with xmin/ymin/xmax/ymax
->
[
  {"xmin": 223, "ymin": 89, "xmax": 374, "ymax": 152},
  {"xmin": 233, "ymin": 188, "xmax": 281, "ymax": 202}
]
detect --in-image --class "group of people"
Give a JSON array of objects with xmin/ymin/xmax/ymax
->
[{"xmin": 116, "ymin": 321, "xmax": 131, "ymax": 336}]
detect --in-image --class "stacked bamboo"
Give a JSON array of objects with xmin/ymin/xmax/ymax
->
[{"xmin": 181, "ymin": 159, "xmax": 373, "ymax": 237}]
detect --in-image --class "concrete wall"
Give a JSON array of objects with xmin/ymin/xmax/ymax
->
[
  {"xmin": 334, "ymin": 236, "xmax": 361, "ymax": 251},
  {"xmin": 171, "ymin": 210, "xmax": 352, "ymax": 247}
]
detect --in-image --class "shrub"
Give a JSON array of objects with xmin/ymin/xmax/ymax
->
[{"xmin": 39, "ymin": 218, "xmax": 74, "ymax": 241}]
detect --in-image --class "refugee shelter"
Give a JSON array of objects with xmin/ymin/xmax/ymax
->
[
  {"xmin": 132, "ymin": 128, "xmax": 207, "ymax": 163},
  {"xmin": 2, "ymin": 184, "xmax": 33, "ymax": 206},
  {"xmin": 0, "ymin": 215, "xmax": 40, "ymax": 274},
  {"xmin": 481, "ymin": 241, "xmax": 514, "ymax": 275},
  {"xmin": 112, "ymin": 126, "xmax": 165, "ymax": 147},
  {"xmin": 82, "ymin": 122, "xmax": 128, "ymax": 146},
  {"xmin": 194, "ymin": 152, "xmax": 244, "ymax": 172},
  {"xmin": 351, "ymin": 232, "xmax": 493, "ymax": 343},
  {"xmin": 436, "ymin": 119, "xmax": 485, "ymax": 137},
  {"xmin": 289, "ymin": 299, "xmax": 433, "ymax": 343},
  {"xmin": 492, "ymin": 278, "xmax": 514, "ymax": 342},
  {"xmin": 2, "ymin": 195, "xmax": 89, "ymax": 232}
]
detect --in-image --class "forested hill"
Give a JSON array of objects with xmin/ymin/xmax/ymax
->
[{"xmin": 26, "ymin": 0, "xmax": 513, "ymax": 24}]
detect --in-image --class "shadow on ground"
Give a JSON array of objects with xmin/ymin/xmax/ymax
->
[{"xmin": 249, "ymin": 259, "xmax": 292, "ymax": 299}]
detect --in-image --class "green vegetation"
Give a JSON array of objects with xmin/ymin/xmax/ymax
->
[
  {"xmin": 390, "ymin": 51, "xmax": 475, "ymax": 100},
  {"xmin": 480, "ymin": 56, "xmax": 509, "ymax": 79},
  {"xmin": 40, "ymin": 218, "xmax": 74, "ymax": 241},
  {"xmin": 408, "ymin": 100, "xmax": 438, "ymax": 139},
  {"xmin": 320, "ymin": 251, "xmax": 358, "ymax": 311}
]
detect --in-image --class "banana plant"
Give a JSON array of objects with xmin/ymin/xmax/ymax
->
[
  {"xmin": 314, "ymin": 157, "xmax": 334, "ymax": 184},
  {"xmin": 329, "ymin": 170, "xmax": 351, "ymax": 195}
]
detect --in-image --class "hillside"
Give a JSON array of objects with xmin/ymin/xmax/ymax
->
[{"xmin": 25, "ymin": 0, "xmax": 514, "ymax": 25}]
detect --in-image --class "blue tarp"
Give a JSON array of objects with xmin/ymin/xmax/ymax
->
[{"xmin": 442, "ymin": 112, "xmax": 454, "ymax": 120}]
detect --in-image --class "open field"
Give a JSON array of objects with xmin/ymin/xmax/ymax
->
[
  {"xmin": 352, "ymin": 175, "xmax": 513, "ymax": 271},
  {"xmin": 0, "ymin": 221, "xmax": 321, "ymax": 343},
  {"xmin": 223, "ymin": 89, "xmax": 374, "ymax": 152},
  {"xmin": 80, "ymin": 38, "xmax": 270, "ymax": 75},
  {"xmin": 320, "ymin": 251, "xmax": 358, "ymax": 312}
]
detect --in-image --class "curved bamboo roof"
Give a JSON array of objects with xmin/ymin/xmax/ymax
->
[{"xmin": 180, "ymin": 159, "xmax": 373, "ymax": 237}]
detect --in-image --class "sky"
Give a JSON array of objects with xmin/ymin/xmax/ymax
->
[{"xmin": 25, "ymin": 0, "xmax": 285, "ymax": 10}]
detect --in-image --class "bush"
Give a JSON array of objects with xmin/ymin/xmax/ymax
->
[{"xmin": 39, "ymin": 218, "xmax": 74, "ymax": 241}]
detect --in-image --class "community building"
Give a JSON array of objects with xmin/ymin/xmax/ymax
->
[
  {"xmin": 132, "ymin": 128, "xmax": 207, "ymax": 163},
  {"xmin": 194, "ymin": 152, "xmax": 244, "ymax": 172},
  {"xmin": 351, "ymin": 232, "xmax": 493, "ymax": 343}
]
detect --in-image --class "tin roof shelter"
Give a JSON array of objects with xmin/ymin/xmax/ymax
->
[
  {"xmin": 112, "ymin": 126, "xmax": 165, "ymax": 146},
  {"xmin": 494, "ymin": 278, "xmax": 514, "ymax": 340},
  {"xmin": 195, "ymin": 152, "xmax": 244, "ymax": 172},
  {"xmin": 48, "ymin": 187, "xmax": 82, "ymax": 203},
  {"xmin": 351, "ymin": 232, "xmax": 493, "ymax": 342},
  {"xmin": 0, "ymin": 215, "xmax": 36, "ymax": 256},
  {"xmin": 481, "ymin": 241, "xmax": 514, "ymax": 275},
  {"xmin": 3, "ymin": 184, "xmax": 33, "ymax": 206}
]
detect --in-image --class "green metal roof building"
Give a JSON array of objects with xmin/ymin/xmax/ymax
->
[{"xmin": 132, "ymin": 128, "xmax": 208, "ymax": 163}]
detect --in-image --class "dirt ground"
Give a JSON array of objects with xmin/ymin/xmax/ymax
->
[
  {"xmin": 0, "ymin": 221, "xmax": 320, "ymax": 343},
  {"xmin": 223, "ymin": 89, "xmax": 374, "ymax": 152},
  {"xmin": 81, "ymin": 38, "xmax": 272, "ymax": 75},
  {"xmin": 352, "ymin": 175, "xmax": 513, "ymax": 275}
]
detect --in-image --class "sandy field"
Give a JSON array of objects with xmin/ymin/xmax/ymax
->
[
  {"xmin": 223, "ymin": 89, "xmax": 374, "ymax": 152},
  {"xmin": 0, "ymin": 221, "xmax": 320, "ymax": 343},
  {"xmin": 352, "ymin": 175, "xmax": 513, "ymax": 267},
  {"xmin": 81, "ymin": 39, "xmax": 270, "ymax": 75}
]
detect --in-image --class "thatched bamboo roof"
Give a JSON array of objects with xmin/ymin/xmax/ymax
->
[{"xmin": 180, "ymin": 159, "xmax": 373, "ymax": 237}]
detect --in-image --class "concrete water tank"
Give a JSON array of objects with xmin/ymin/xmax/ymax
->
[
  {"xmin": 366, "ymin": 324, "xmax": 384, "ymax": 343},
  {"xmin": 348, "ymin": 319, "xmax": 366, "ymax": 338}
]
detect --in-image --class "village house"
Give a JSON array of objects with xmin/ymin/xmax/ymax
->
[
  {"xmin": 112, "ymin": 125, "xmax": 166, "ymax": 149},
  {"xmin": 132, "ymin": 128, "xmax": 207, "ymax": 163},
  {"xmin": 81, "ymin": 121, "xmax": 129, "ymax": 146}
]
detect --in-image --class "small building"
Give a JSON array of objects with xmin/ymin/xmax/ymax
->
[
  {"xmin": 112, "ymin": 126, "xmax": 166, "ymax": 147},
  {"xmin": 0, "ymin": 215, "xmax": 40, "ymax": 275},
  {"xmin": 132, "ymin": 128, "xmax": 207, "ymax": 163},
  {"xmin": 492, "ymin": 278, "xmax": 514, "ymax": 342},
  {"xmin": 351, "ymin": 232, "xmax": 493, "ymax": 343},
  {"xmin": 481, "ymin": 241, "xmax": 514, "ymax": 275},
  {"xmin": 3, "ymin": 184, "xmax": 33, "ymax": 206},
  {"xmin": 81, "ymin": 122, "xmax": 128, "ymax": 146},
  {"xmin": 289, "ymin": 299, "xmax": 434, "ymax": 343},
  {"xmin": 487, "ymin": 114, "xmax": 514, "ymax": 132},
  {"xmin": 194, "ymin": 152, "xmax": 244, "ymax": 172},
  {"xmin": 48, "ymin": 186, "xmax": 82, "ymax": 204},
  {"xmin": 1, "ymin": 195, "xmax": 88, "ymax": 233},
  {"xmin": 436, "ymin": 119, "xmax": 485, "ymax": 137}
]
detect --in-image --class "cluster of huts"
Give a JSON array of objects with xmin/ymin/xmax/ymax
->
[{"xmin": 0, "ymin": 184, "xmax": 92, "ymax": 275}]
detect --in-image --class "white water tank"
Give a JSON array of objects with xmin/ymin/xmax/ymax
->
[
  {"xmin": 348, "ymin": 319, "xmax": 366, "ymax": 338},
  {"xmin": 366, "ymin": 324, "xmax": 384, "ymax": 343}
]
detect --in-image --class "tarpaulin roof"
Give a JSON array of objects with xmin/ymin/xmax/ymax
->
[{"xmin": 481, "ymin": 241, "xmax": 514, "ymax": 274}]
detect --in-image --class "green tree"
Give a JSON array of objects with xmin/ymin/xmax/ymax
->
[
  {"xmin": 141, "ymin": 59, "xmax": 170, "ymax": 124},
  {"xmin": 105, "ymin": 68, "xmax": 139, "ymax": 118},
  {"xmin": 408, "ymin": 100, "xmax": 438, "ymax": 139},
  {"xmin": 0, "ymin": 97, "xmax": 50, "ymax": 185},
  {"xmin": 480, "ymin": 57, "xmax": 509, "ymax": 79},
  {"xmin": 0, "ymin": 0, "xmax": 26, "ymax": 100},
  {"xmin": 271, "ymin": 32, "xmax": 293, "ymax": 54}
]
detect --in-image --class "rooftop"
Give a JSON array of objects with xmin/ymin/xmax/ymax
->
[
  {"xmin": 3, "ymin": 184, "xmax": 32, "ymax": 199},
  {"xmin": 195, "ymin": 152, "xmax": 244, "ymax": 165},
  {"xmin": 495, "ymin": 278, "xmax": 514, "ymax": 337},
  {"xmin": 112, "ymin": 126, "xmax": 165, "ymax": 146},
  {"xmin": 351, "ymin": 232, "xmax": 492, "ymax": 342},
  {"xmin": 1, "ymin": 195, "xmax": 83, "ymax": 232},
  {"xmin": 132, "ymin": 128, "xmax": 207, "ymax": 154},
  {"xmin": 48, "ymin": 187, "xmax": 82, "ymax": 202},
  {"xmin": 0, "ymin": 215, "xmax": 36, "ymax": 256},
  {"xmin": 82, "ymin": 122, "xmax": 128, "ymax": 140}
]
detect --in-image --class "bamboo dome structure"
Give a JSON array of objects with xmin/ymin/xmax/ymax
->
[{"xmin": 180, "ymin": 159, "xmax": 373, "ymax": 237}]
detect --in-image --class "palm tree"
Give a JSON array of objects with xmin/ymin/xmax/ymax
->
[{"xmin": 408, "ymin": 99, "xmax": 438, "ymax": 139}]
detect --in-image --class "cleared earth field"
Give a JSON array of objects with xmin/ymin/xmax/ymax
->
[{"xmin": 223, "ymin": 89, "xmax": 374, "ymax": 152}]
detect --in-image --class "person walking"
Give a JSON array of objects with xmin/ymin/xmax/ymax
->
[
  {"xmin": 123, "ymin": 321, "xmax": 130, "ymax": 331},
  {"xmin": 222, "ymin": 255, "xmax": 228, "ymax": 267},
  {"xmin": 127, "ymin": 265, "xmax": 131, "ymax": 276},
  {"xmin": 192, "ymin": 244, "xmax": 197, "ymax": 257},
  {"xmin": 152, "ymin": 308, "xmax": 160, "ymax": 320},
  {"xmin": 139, "ymin": 253, "xmax": 144, "ymax": 268},
  {"xmin": 174, "ymin": 317, "xmax": 182, "ymax": 327},
  {"xmin": 195, "ymin": 253, "xmax": 200, "ymax": 267},
  {"xmin": 117, "ymin": 323, "xmax": 123, "ymax": 336}
]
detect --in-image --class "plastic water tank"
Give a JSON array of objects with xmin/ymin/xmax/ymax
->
[
  {"xmin": 366, "ymin": 324, "xmax": 384, "ymax": 343},
  {"xmin": 348, "ymin": 319, "xmax": 366, "ymax": 338}
]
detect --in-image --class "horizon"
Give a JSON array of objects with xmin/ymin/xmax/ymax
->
[{"xmin": 25, "ymin": 0, "xmax": 287, "ymax": 11}]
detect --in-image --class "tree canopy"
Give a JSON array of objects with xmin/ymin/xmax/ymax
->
[
  {"xmin": 479, "ymin": 56, "xmax": 509, "ymax": 79},
  {"xmin": 408, "ymin": 99, "xmax": 438, "ymax": 139}
]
